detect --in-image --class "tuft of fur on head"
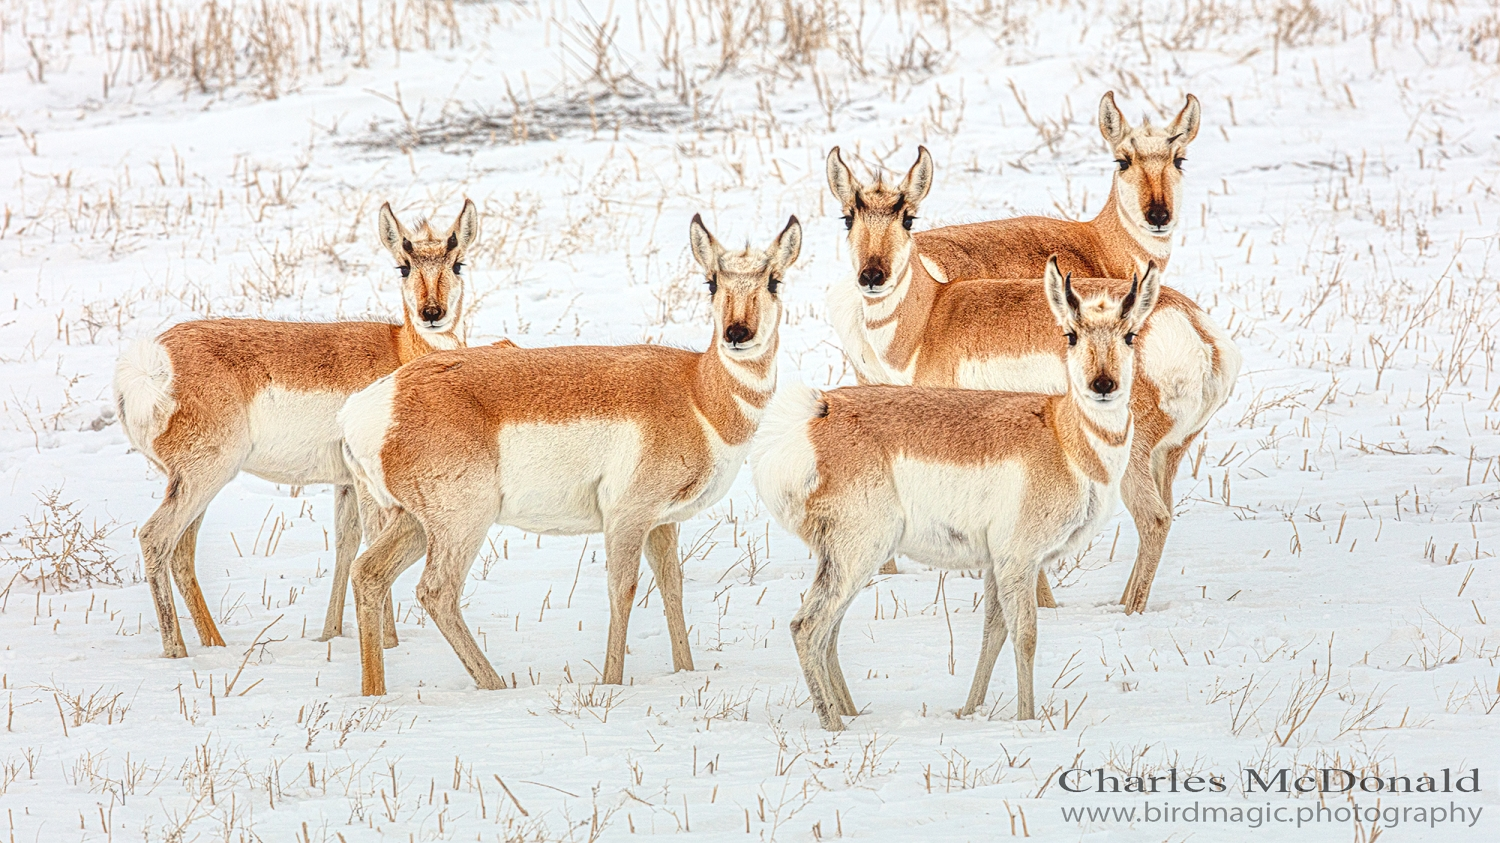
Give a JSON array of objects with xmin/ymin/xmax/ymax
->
[
  {"xmin": 114, "ymin": 338, "xmax": 177, "ymax": 469},
  {"xmin": 750, "ymin": 380, "xmax": 825, "ymax": 535}
]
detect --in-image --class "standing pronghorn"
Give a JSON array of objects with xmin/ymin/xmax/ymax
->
[
  {"xmin": 911, "ymin": 91, "xmax": 1200, "ymax": 283},
  {"xmin": 338, "ymin": 214, "xmax": 800, "ymax": 695},
  {"xmin": 825, "ymin": 141, "xmax": 1239, "ymax": 614},
  {"xmin": 115, "ymin": 199, "xmax": 483, "ymax": 658},
  {"xmin": 754, "ymin": 258, "xmax": 1157, "ymax": 728}
]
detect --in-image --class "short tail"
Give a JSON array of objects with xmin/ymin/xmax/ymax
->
[
  {"xmin": 113, "ymin": 338, "xmax": 176, "ymax": 468},
  {"xmin": 750, "ymin": 380, "xmax": 825, "ymax": 536}
]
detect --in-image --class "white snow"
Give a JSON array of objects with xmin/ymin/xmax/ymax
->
[{"xmin": 1, "ymin": 0, "xmax": 1497, "ymax": 840}]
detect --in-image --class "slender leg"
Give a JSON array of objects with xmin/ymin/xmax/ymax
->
[
  {"xmin": 789, "ymin": 535, "xmax": 883, "ymax": 732},
  {"xmin": 140, "ymin": 469, "xmax": 234, "ymax": 658},
  {"xmin": 352, "ymin": 484, "xmax": 401, "ymax": 648},
  {"xmin": 1118, "ymin": 453, "xmax": 1172, "ymax": 615},
  {"xmin": 382, "ymin": 591, "xmax": 398, "ymax": 649},
  {"xmin": 351, "ymin": 510, "xmax": 427, "ymax": 696},
  {"xmin": 961, "ymin": 565, "xmax": 1010, "ymax": 716},
  {"xmin": 416, "ymin": 523, "xmax": 505, "ymax": 691},
  {"xmin": 318, "ymin": 484, "xmax": 362, "ymax": 641},
  {"xmin": 169, "ymin": 514, "xmax": 225, "ymax": 647},
  {"xmin": 643, "ymin": 523, "xmax": 693, "ymax": 672},
  {"xmin": 1158, "ymin": 440, "xmax": 1193, "ymax": 509},
  {"xmin": 1035, "ymin": 570, "xmax": 1057, "ymax": 609},
  {"xmin": 998, "ymin": 561, "xmax": 1040, "ymax": 721},
  {"xmin": 601, "ymin": 524, "xmax": 649, "ymax": 685},
  {"xmin": 824, "ymin": 618, "xmax": 858, "ymax": 716}
]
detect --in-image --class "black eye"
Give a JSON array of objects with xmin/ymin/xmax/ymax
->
[
  {"xmin": 1116, "ymin": 159, "xmax": 1130, "ymax": 171},
  {"xmin": 902, "ymin": 215, "xmax": 915, "ymax": 231},
  {"xmin": 1173, "ymin": 157, "xmax": 1185, "ymax": 171},
  {"xmin": 1066, "ymin": 331, "xmax": 1078, "ymax": 346},
  {"xmin": 707, "ymin": 276, "xmax": 718, "ymax": 295},
  {"xmin": 1125, "ymin": 332, "xmax": 1136, "ymax": 346},
  {"xmin": 398, "ymin": 265, "xmax": 411, "ymax": 278},
  {"xmin": 768, "ymin": 276, "xmax": 781, "ymax": 295},
  {"xmin": 452, "ymin": 262, "xmax": 464, "ymax": 276},
  {"xmin": 842, "ymin": 215, "xmax": 853, "ymax": 231}
]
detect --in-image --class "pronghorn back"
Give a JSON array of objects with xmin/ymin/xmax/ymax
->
[{"xmin": 350, "ymin": 342, "xmax": 762, "ymax": 533}]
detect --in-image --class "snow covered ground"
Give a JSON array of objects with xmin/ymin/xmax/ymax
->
[{"xmin": 1, "ymin": 0, "xmax": 1498, "ymax": 839}]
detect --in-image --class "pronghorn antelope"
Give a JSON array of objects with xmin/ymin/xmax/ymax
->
[
  {"xmin": 754, "ymin": 258, "xmax": 1157, "ymax": 729},
  {"xmin": 911, "ymin": 91, "xmax": 1200, "ymax": 283},
  {"xmin": 115, "ymin": 199, "xmax": 483, "ymax": 659},
  {"xmin": 338, "ymin": 214, "xmax": 801, "ymax": 696},
  {"xmin": 826, "ymin": 144, "xmax": 1238, "ymax": 615}
]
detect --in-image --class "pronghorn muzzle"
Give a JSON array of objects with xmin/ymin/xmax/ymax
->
[
  {"xmin": 857, "ymin": 264, "xmax": 888, "ymax": 291},
  {"xmin": 1145, "ymin": 204, "xmax": 1171, "ymax": 229},
  {"xmin": 420, "ymin": 304, "xmax": 446, "ymax": 325},
  {"xmin": 724, "ymin": 323, "xmax": 754, "ymax": 346},
  {"xmin": 1090, "ymin": 374, "xmax": 1118, "ymax": 397}
]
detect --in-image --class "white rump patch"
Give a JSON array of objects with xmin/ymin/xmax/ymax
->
[
  {"xmin": 1139, "ymin": 309, "xmax": 1218, "ymax": 448},
  {"xmin": 339, "ymin": 375, "xmax": 400, "ymax": 509},
  {"xmin": 750, "ymin": 381, "xmax": 824, "ymax": 533},
  {"xmin": 114, "ymin": 338, "xmax": 176, "ymax": 466},
  {"xmin": 956, "ymin": 354, "xmax": 1067, "ymax": 394}
]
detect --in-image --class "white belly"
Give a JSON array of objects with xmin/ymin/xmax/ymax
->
[
  {"xmin": 243, "ymin": 387, "xmax": 353, "ymax": 485},
  {"xmin": 891, "ymin": 458, "xmax": 1027, "ymax": 569},
  {"xmin": 496, "ymin": 420, "xmax": 645, "ymax": 534}
]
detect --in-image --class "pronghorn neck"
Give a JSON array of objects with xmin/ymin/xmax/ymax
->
[
  {"xmin": 694, "ymin": 335, "xmax": 778, "ymax": 446},
  {"xmin": 857, "ymin": 254, "xmax": 938, "ymax": 376},
  {"xmin": 397, "ymin": 309, "xmax": 462, "ymax": 363},
  {"xmin": 1054, "ymin": 382, "xmax": 1132, "ymax": 484},
  {"xmin": 1098, "ymin": 187, "xmax": 1172, "ymax": 273}
]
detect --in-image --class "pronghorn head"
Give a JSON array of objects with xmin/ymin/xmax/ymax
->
[
  {"xmin": 1099, "ymin": 92, "xmax": 1200, "ymax": 239},
  {"xmin": 377, "ymin": 198, "xmax": 479, "ymax": 338},
  {"xmin": 826, "ymin": 146, "xmax": 933, "ymax": 297},
  {"xmin": 688, "ymin": 214, "xmax": 801, "ymax": 361},
  {"xmin": 1043, "ymin": 255, "xmax": 1160, "ymax": 408}
]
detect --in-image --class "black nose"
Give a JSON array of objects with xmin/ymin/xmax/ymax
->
[
  {"xmin": 420, "ymin": 306, "xmax": 445, "ymax": 323},
  {"xmin": 724, "ymin": 324, "xmax": 753, "ymax": 345},
  {"xmin": 858, "ymin": 267, "xmax": 887, "ymax": 288},
  {"xmin": 1146, "ymin": 206, "xmax": 1171, "ymax": 227},
  {"xmin": 1090, "ymin": 375, "xmax": 1118, "ymax": 396}
]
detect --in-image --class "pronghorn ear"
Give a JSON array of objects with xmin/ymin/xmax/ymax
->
[
  {"xmin": 1042, "ymin": 256, "xmax": 1078, "ymax": 328},
  {"xmin": 768, "ymin": 215, "xmax": 802, "ymax": 275},
  {"xmin": 1123, "ymin": 262, "xmax": 1162, "ymax": 330},
  {"xmin": 899, "ymin": 146, "xmax": 934, "ymax": 207},
  {"xmin": 688, "ymin": 214, "xmax": 722, "ymax": 272},
  {"xmin": 445, "ymin": 198, "xmax": 480, "ymax": 254},
  {"xmin": 1166, "ymin": 94, "xmax": 1201, "ymax": 146},
  {"xmin": 1098, "ymin": 91, "xmax": 1129, "ymax": 147},
  {"xmin": 377, "ymin": 202, "xmax": 412, "ymax": 259},
  {"xmin": 826, "ymin": 147, "xmax": 857, "ymax": 211}
]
